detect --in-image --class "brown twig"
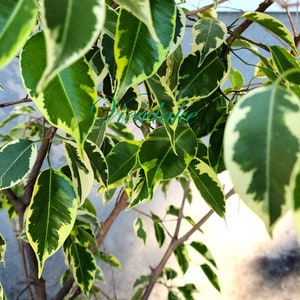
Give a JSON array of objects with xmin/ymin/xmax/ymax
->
[
  {"xmin": 186, "ymin": 0, "xmax": 229, "ymax": 17},
  {"xmin": 0, "ymin": 98, "xmax": 32, "ymax": 108}
]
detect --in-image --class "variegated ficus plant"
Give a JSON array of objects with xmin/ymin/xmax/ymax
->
[{"xmin": 0, "ymin": 0, "xmax": 300, "ymax": 299}]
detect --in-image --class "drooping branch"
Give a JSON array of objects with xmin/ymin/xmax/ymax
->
[{"xmin": 141, "ymin": 188, "xmax": 235, "ymax": 300}]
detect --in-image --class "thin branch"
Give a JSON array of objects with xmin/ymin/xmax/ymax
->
[
  {"xmin": 226, "ymin": 0, "xmax": 274, "ymax": 47},
  {"xmin": 0, "ymin": 98, "xmax": 32, "ymax": 108},
  {"xmin": 186, "ymin": 0, "xmax": 229, "ymax": 17},
  {"xmin": 173, "ymin": 181, "xmax": 190, "ymax": 239},
  {"xmin": 142, "ymin": 188, "xmax": 235, "ymax": 300}
]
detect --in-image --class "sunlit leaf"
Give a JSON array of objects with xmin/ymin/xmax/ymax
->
[
  {"xmin": 192, "ymin": 18, "xmax": 227, "ymax": 64},
  {"xmin": 224, "ymin": 85, "xmax": 300, "ymax": 231},
  {"xmin": 176, "ymin": 51, "xmax": 227, "ymax": 102},
  {"xmin": 26, "ymin": 168, "xmax": 77, "ymax": 277},
  {"xmin": 0, "ymin": 233, "xmax": 6, "ymax": 265},
  {"xmin": 138, "ymin": 126, "xmax": 197, "ymax": 189},
  {"xmin": 188, "ymin": 158, "xmax": 225, "ymax": 217},
  {"xmin": 20, "ymin": 31, "xmax": 97, "ymax": 151},
  {"xmin": 0, "ymin": 0, "xmax": 37, "ymax": 67},
  {"xmin": 200, "ymin": 263, "xmax": 220, "ymax": 292},
  {"xmin": 114, "ymin": 0, "xmax": 176, "ymax": 100},
  {"xmin": 38, "ymin": 0, "xmax": 105, "ymax": 90},
  {"xmin": 174, "ymin": 244, "xmax": 189, "ymax": 274},
  {"xmin": 0, "ymin": 139, "xmax": 37, "ymax": 190},
  {"xmin": 64, "ymin": 141, "xmax": 94, "ymax": 205},
  {"xmin": 64, "ymin": 237, "xmax": 97, "ymax": 296},
  {"xmin": 241, "ymin": 12, "xmax": 298, "ymax": 53}
]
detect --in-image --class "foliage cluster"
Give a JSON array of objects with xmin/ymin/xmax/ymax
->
[{"xmin": 0, "ymin": 0, "xmax": 300, "ymax": 299}]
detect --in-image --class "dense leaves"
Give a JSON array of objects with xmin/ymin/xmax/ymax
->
[{"xmin": 1, "ymin": 1, "xmax": 300, "ymax": 299}]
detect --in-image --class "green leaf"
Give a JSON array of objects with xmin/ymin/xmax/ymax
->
[
  {"xmin": 190, "ymin": 241, "xmax": 217, "ymax": 268},
  {"xmin": 147, "ymin": 74, "xmax": 179, "ymax": 149},
  {"xmin": 20, "ymin": 31, "xmax": 97, "ymax": 151},
  {"xmin": 0, "ymin": 0, "xmax": 37, "ymax": 67},
  {"xmin": 188, "ymin": 158, "xmax": 225, "ymax": 217},
  {"xmin": 133, "ymin": 217, "xmax": 147, "ymax": 244},
  {"xmin": 106, "ymin": 140, "xmax": 140, "ymax": 186},
  {"xmin": 84, "ymin": 140, "xmax": 108, "ymax": 188},
  {"xmin": 103, "ymin": 4, "xmax": 118, "ymax": 39},
  {"xmin": 288, "ymin": 157, "xmax": 300, "ymax": 243},
  {"xmin": 224, "ymin": 85, "xmax": 300, "ymax": 231},
  {"xmin": 269, "ymin": 45, "xmax": 300, "ymax": 84},
  {"xmin": 163, "ymin": 268, "xmax": 178, "ymax": 280},
  {"xmin": 131, "ymin": 288, "xmax": 144, "ymax": 300},
  {"xmin": 0, "ymin": 282, "xmax": 7, "ymax": 300},
  {"xmin": 208, "ymin": 115, "xmax": 227, "ymax": 173},
  {"xmin": 38, "ymin": 0, "xmax": 105, "ymax": 90},
  {"xmin": 76, "ymin": 210, "xmax": 100, "ymax": 230},
  {"xmin": 138, "ymin": 126, "xmax": 197, "ymax": 189},
  {"xmin": 126, "ymin": 169, "xmax": 150, "ymax": 209},
  {"xmin": 65, "ymin": 239, "xmax": 97, "ymax": 297},
  {"xmin": 200, "ymin": 263, "xmax": 220, "ymax": 292},
  {"xmin": 114, "ymin": 0, "xmax": 176, "ymax": 100},
  {"xmin": 229, "ymin": 68, "xmax": 244, "ymax": 89},
  {"xmin": 115, "ymin": 0, "xmax": 159, "ymax": 42},
  {"xmin": 176, "ymin": 51, "xmax": 227, "ymax": 102},
  {"xmin": 178, "ymin": 283, "xmax": 197, "ymax": 300},
  {"xmin": 0, "ymin": 139, "xmax": 37, "ymax": 189},
  {"xmin": 0, "ymin": 233, "xmax": 6, "ymax": 265},
  {"xmin": 168, "ymin": 290, "xmax": 180, "ymax": 300},
  {"xmin": 64, "ymin": 141, "xmax": 94, "ymax": 205},
  {"xmin": 87, "ymin": 118, "xmax": 106, "ymax": 148},
  {"xmin": 174, "ymin": 244, "xmax": 189, "ymax": 274},
  {"xmin": 192, "ymin": 18, "xmax": 227, "ymax": 64},
  {"xmin": 133, "ymin": 274, "xmax": 151, "ymax": 288},
  {"xmin": 153, "ymin": 219, "xmax": 165, "ymax": 248},
  {"xmin": 99, "ymin": 252, "xmax": 121, "ymax": 269},
  {"xmin": 241, "ymin": 12, "xmax": 298, "ymax": 53},
  {"xmin": 26, "ymin": 168, "xmax": 77, "ymax": 278}
]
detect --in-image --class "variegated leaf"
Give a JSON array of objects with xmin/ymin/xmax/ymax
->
[
  {"xmin": 106, "ymin": 140, "xmax": 140, "ymax": 186},
  {"xmin": 65, "ymin": 238, "xmax": 96, "ymax": 297},
  {"xmin": 84, "ymin": 140, "xmax": 108, "ymax": 188},
  {"xmin": 288, "ymin": 155, "xmax": 300, "ymax": 243},
  {"xmin": 0, "ymin": 233, "xmax": 6, "ymax": 265},
  {"xmin": 26, "ymin": 168, "xmax": 77, "ymax": 278},
  {"xmin": 241, "ymin": 12, "xmax": 298, "ymax": 53},
  {"xmin": 103, "ymin": 4, "xmax": 118, "ymax": 39},
  {"xmin": 133, "ymin": 217, "xmax": 147, "ymax": 244},
  {"xmin": 192, "ymin": 18, "xmax": 227, "ymax": 64},
  {"xmin": 269, "ymin": 45, "xmax": 300, "ymax": 84},
  {"xmin": 0, "ymin": 139, "xmax": 37, "ymax": 190},
  {"xmin": 20, "ymin": 32, "xmax": 97, "ymax": 151},
  {"xmin": 126, "ymin": 168, "xmax": 151, "ymax": 209},
  {"xmin": 168, "ymin": 6, "xmax": 186, "ymax": 55},
  {"xmin": 188, "ymin": 158, "xmax": 225, "ymax": 217},
  {"xmin": 147, "ymin": 74, "xmax": 178, "ymax": 150},
  {"xmin": 224, "ymin": 85, "xmax": 300, "ymax": 231},
  {"xmin": 114, "ymin": 0, "xmax": 176, "ymax": 100},
  {"xmin": 138, "ymin": 126, "xmax": 197, "ymax": 189},
  {"xmin": 38, "ymin": 0, "xmax": 105, "ymax": 90},
  {"xmin": 115, "ymin": 0, "xmax": 159, "ymax": 42},
  {"xmin": 64, "ymin": 141, "xmax": 94, "ymax": 205},
  {"xmin": 176, "ymin": 51, "xmax": 227, "ymax": 103},
  {"xmin": 0, "ymin": 282, "xmax": 7, "ymax": 300},
  {"xmin": 0, "ymin": 0, "xmax": 37, "ymax": 67}
]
